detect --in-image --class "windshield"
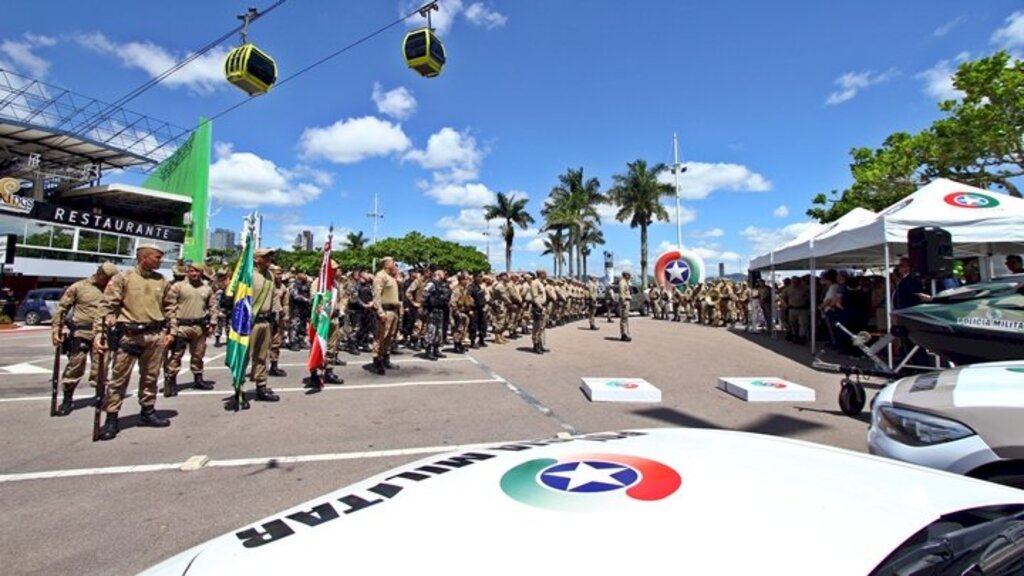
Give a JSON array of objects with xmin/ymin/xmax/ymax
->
[{"xmin": 872, "ymin": 505, "xmax": 1024, "ymax": 575}]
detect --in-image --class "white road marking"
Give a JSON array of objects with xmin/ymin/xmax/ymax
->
[
  {"xmin": 1, "ymin": 362, "xmax": 53, "ymax": 375},
  {"xmin": 0, "ymin": 378, "xmax": 502, "ymax": 402},
  {"xmin": 0, "ymin": 441, "xmax": 511, "ymax": 483}
]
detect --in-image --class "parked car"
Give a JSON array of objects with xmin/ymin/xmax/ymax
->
[
  {"xmin": 14, "ymin": 287, "xmax": 63, "ymax": 325},
  {"xmin": 143, "ymin": 428, "xmax": 1024, "ymax": 575},
  {"xmin": 595, "ymin": 279, "xmax": 649, "ymax": 317},
  {"xmin": 868, "ymin": 360, "xmax": 1024, "ymax": 489}
]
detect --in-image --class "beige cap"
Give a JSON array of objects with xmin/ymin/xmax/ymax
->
[
  {"xmin": 254, "ymin": 247, "xmax": 274, "ymax": 257},
  {"xmin": 136, "ymin": 242, "xmax": 165, "ymax": 254},
  {"xmin": 97, "ymin": 262, "xmax": 119, "ymax": 277}
]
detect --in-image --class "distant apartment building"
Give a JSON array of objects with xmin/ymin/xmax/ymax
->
[
  {"xmin": 210, "ymin": 228, "xmax": 236, "ymax": 251},
  {"xmin": 294, "ymin": 229, "xmax": 314, "ymax": 251}
]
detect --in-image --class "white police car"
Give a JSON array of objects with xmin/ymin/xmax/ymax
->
[
  {"xmin": 144, "ymin": 429, "xmax": 1024, "ymax": 575},
  {"xmin": 869, "ymin": 361, "xmax": 1024, "ymax": 489}
]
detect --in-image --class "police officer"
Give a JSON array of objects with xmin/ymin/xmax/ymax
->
[
  {"xmin": 529, "ymin": 270, "xmax": 548, "ymax": 354},
  {"xmin": 288, "ymin": 272, "xmax": 311, "ymax": 351},
  {"xmin": 619, "ymin": 272, "xmax": 632, "ymax": 342},
  {"xmin": 421, "ymin": 269, "xmax": 449, "ymax": 360},
  {"xmin": 450, "ymin": 272, "xmax": 473, "ymax": 353},
  {"xmin": 269, "ymin": 265, "xmax": 289, "ymax": 377},
  {"xmin": 369, "ymin": 256, "xmax": 401, "ymax": 375},
  {"xmin": 468, "ymin": 272, "xmax": 488, "ymax": 347},
  {"xmin": 163, "ymin": 261, "xmax": 216, "ymax": 396},
  {"xmin": 94, "ymin": 244, "xmax": 176, "ymax": 441},
  {"xmin": 246, "ymin": 247, "xmax": 281, "ymax": 404},
  {"xmin": 51, "ymin": 262, "xmax": 118, "ymax": 415},
  {"xmin": 586, "ymin": 276, "xmax": 600, "ymax": 330}
]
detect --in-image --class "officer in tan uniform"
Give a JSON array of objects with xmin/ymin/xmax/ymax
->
[
  {"xmin": 586, "ymin": 276, "xmax": 600, "ymax": 330},
  {"xmin": 163, "ymin": 261, "xmax": 216, "ymax": 396},
  {"xmin": 529, "ymin": 270, "xmax": 548, "ymax": 354},
  {"xmin": 619, "ymin": 272, "xmax": 632, "ymax": 341},
  {"xmin": 268, "ymin": 264, "xmax": 289, "ymax": 377},
  {"xmin": 369, "ymin": 256, "xmax": 401, "ymax": 375},
  {"xmin": 246, "ymin": 247, "xmax": 281, "ymax": 403},
  {"xmin": 490, "ymin": 273, "xmax": 510, "ymax": 344},
  {"xmin": 51, "ymin": 262, "xmax": 118, "ymax": 415},
  {"xmin": 93, "ymin": 244, "xmax": 176, "ymax": 441},
  {"xmin": 450, "ymin": 272, "xmax": 473, "ymax": 353}
]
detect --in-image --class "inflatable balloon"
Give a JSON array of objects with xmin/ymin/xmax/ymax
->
[{"xmin": 654, "ymin": 248, "xmax": 706, "ymax": 292}]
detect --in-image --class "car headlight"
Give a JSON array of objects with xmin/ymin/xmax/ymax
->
[{"xmin": 876, "ymin": 405, "xmax": 975, "ymax": 446}]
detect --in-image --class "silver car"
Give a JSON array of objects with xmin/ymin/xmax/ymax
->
[{"xmin": 868, "ymin": 361, "xmax": 1024, "ymax": 489}]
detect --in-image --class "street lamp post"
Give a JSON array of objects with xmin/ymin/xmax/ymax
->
[{"xmin": 671, "ymin": 133, "xmax": 687, "ymax": 249}]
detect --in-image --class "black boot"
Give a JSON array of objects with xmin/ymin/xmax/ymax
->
[
  {"xmin": 98, "ymin": 413, "xmax": 119, "ymax": 441},
  {"xmin": 371, "ymin": 358, "xmax": 386, "ymax": 375},
  {"xmin": 383, "ymin": 355, "xmax": 399, "ymax": 370},
  {"xmin": 163, "ymin": 374, "xmax": 177, "ymax": 397},
  {"xmin": 214, "ymin": 335, "xmax": 221, "ymax": 347},
  {"xmin": 305, "ymin": 370, "xmax": 323, "ymax": 389},
  {"xmin": 269, "ymin": 362, "xmax": 287, "ymax": 377},
  {"xmin": 324, "ymin": 369, "xmax": 343, "ymax": 384},
  {"xmin": 256, "ymin": 385, "xmax": 280, "ymax": 402},
  {"xmin": 194, "ymin": 373, "xmax": 214, "ymax": 390},
  {"xmin": 55, "ymin": 391, "xmax": 74, "ymax": 416},
  {"xmin": 533, "ymin": 343, "xmax": 544, "ymax": 354},
  {"xmin": 434, "ymin": 345, "xmax": 447, "ymax": 359},
  {"xmin": 332, "ymin": 357, "xmax": 347, "ymax": 367},
  {"xmin": 139, "ymin": 407, "xmax": 170, "ymax": 428},
  {"xmin": 478, "ymin": 337, "xmax": 488, "ymax": 348}
]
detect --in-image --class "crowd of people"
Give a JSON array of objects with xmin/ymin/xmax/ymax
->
[{"xmin": 49, "ymin": 244, "xmax": 617, "ymax": 441}]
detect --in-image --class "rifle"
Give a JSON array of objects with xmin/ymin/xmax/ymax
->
[
  {"xmin": 93, "ymin": 326, "xmax": 117, "ymax": 442},
  {"xmin": 49, "ymin": 343, "xmax": 61, "ymax": 417}
]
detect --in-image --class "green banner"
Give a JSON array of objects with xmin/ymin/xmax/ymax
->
[{"xmin": 142, "ymin": 119, "xmax": 211, "ymax": 262}]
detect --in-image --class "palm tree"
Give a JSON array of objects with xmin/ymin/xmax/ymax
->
[
  {"xmin": 541, "ymin": 229, "xmax": 567, "ymax": 276},
  {"xmin": 542, "ymin": 167, "xmax": 604, "ymax": 279},
  {"xmin": 344, "ymin": 231, "xmax": 368, "ymax": 250},
  {"xmin": 483, "ymin": 192, "xmax": 535, "ymax": 272},
  {"xmin": 607, "ymin": 159, "xmax": 674, "ymax": 290},
  {"xmin": 578, "ymin": 220, "xmax": 605, "ymax": 279}
]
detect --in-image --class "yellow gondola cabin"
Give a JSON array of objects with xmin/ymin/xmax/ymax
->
[
  {"xmin": 403, "ymin": 28, "xmax": 446, "ymax": 78},
  {"xmin": 225, "ymin": 44, "xmax": 278, "ymax": 96}
]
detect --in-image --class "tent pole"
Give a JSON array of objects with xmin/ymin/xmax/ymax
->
[
  {"xmin": 884, "ymin": 241, "xmax": 893, "ymax": 369},
  {"xmin": 769, "ymin": 251, "xmax": 776, "ymax": 338},
  {"xmin": 809, "ymin": 240, "xmax": 816, "ymax": 354}
]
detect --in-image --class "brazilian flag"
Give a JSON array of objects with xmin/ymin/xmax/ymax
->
[{"xmin": 225, "ymin": 225, "xmax": 254, "ymax": 403}]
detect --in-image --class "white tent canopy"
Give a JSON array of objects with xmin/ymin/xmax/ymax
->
[
  {"xmin": 752, "ymin": 179, "xmax": 1024, "ymax": 271},
  {"xmin": 748, "ymin": 207, "xmax": 876, "ymax": 270}
]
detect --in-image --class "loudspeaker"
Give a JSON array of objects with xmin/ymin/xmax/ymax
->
[
  {"xmin": 749, "ymin": 269, "xmax": 762, "ymax": 286},
  {"xmin": 908, "ymin": 226, "xmax": 953, "ymax": 278}
]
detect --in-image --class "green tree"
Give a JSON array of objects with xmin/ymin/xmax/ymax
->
[
  {"xmin": 344, "ymin": 231, "xmax": 368, "ymax": 250},
  {"xmin": 809, "ymin": 51, "xmax": 1023, "ymax": 222},
  {"xmin": 482, "ymin": 192, "xmax": 534, "ymax": 273},
  {"xmin": 368, "ymin": 232, "xmax": 490, "ymax": 273},
  {"xmin": 607, "ymin": 159, "xmax": 674, "ymax": 290},
  {"xmin": 542, "ymin": 167, "xmax": 604, "ymax": 279},
  {"xmin": 541, "ymin": 229, "xmax": 567, "ymax": 276},
  {"xmin": 578, "ymin": 219, "xmax": 605, "ymax": 278}
]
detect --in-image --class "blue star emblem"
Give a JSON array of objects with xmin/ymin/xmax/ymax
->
[
  {"xmin": 539, "ymin": 461, "xmax": 639, "ymax": 493},
  {"xmin": 664, "ymin": 259, "xmax": 691, "ymax": 286}
]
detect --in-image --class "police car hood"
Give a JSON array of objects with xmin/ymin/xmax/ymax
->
[
  {"xmin": 887, "ymin": 361, "xmax": 1024, "ymax": 459},
  {"xmin": 142, "ymin": 428, "xmax": 1024, "ymax": 576}
]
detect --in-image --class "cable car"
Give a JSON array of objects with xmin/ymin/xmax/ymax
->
[
  {"xmin": 225, "ymin": 43, "xmax": 277, "ymax": 96},
  {"xmin": 403, "ymin": 27, "xmax": 446, "ymax": 78}
]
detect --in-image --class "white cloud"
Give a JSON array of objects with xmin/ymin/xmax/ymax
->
[
  {"xmin": 422, "ymin": 181, "xmax": 496, "ymax": 207},
  {"xmin": 933, "ymin": 16, "xmax": 966, "ymax": 37},
  {"xmin": 992, "ymin": 10, "xmax": 1024, "ymax": 49},
  {"xmin": 401, "ymin": 0, "xmax": 463, "ymax": 35},
  {"xmin": 464, "ymin": 3, "xmax": 508, "ymax": 29},
  {"xmin": 691, "ymin": 228, "xmax": 725, "ymax": 239},
  {"xmin": 658, "ymin": 240, "xmax": 741, "ymax": 263},
  {"xmin": 75, "ymin": 32, "xmax": 227, "ymax": 94},
  {"xmin": 276, "ymin": 220, "xmax": 351, "ymax": 251},
  {"xmin": 660, "ymin": 162, "xmax": 772, "ymax": 200},
  {"xmin": 209, "ymin": 142, "xmax": 326, "ymax": 208},
  {"xmin": 404, "ymin": 127, "xmax": 484, "ymax": 184},
  {"xmin": 825, "ymin": 69, "xmax": 897, "ymax": 105},
  {"xmin": 597, "ymin": 201, "xmax": 695, "ymax": 227},
  {"xmin": 400, "ymin": 0, "xmax": 507, "ymax": 34},
  {"xmin": 523, "ymin": 237, "xmax": 547, "ymax": 252},
  {"xmin": 0, "ymin": 34, "xmax": 57, "ymax": 78},
  {"xmin": 917, "ymin": 52, "xmax": 969, "ymax": 101},
  {"xmin": 773, "ymin": 205, "xmax": 790, "ymax": 218},
  {"xmin": 371, "ymin": 82, "xmax": 417, "ymax": 120},
  {"xmin": 740, "ymin": 222, "xmax": 823, "ymax": 256},
  {"xmin": 617, "ymin": 259, "xmax": 633, "ymax": 272},
  {"xmin": 299, "ymin": 116, "xmax": 412, "ymax": 164}
]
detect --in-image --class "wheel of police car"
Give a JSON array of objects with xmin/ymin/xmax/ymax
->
[
  {"xmin": 839, "ymin": 378, "xmax": 866, "ymax": 416},
  {"xmin": 24, "ymin": 310, "xmax": 41, "ymax": 325}
]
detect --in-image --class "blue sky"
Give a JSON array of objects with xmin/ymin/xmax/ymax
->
[{"xmin": 2, "ymin": 1, "xmax": 1023, "ymax": 274}]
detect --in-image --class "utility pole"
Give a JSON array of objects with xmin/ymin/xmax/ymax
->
[
  {"xmin": 671, "ymin": 133, "xmax": 687, "ymax": 249},
  {"xmin": 367, "ymin": 192, "xmax": 384, "ymax": 244}
]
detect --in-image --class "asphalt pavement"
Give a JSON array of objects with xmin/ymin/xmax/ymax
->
[{"xmin": 0, "ymin": 317, "xmax": 880, "ymax": 574}]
